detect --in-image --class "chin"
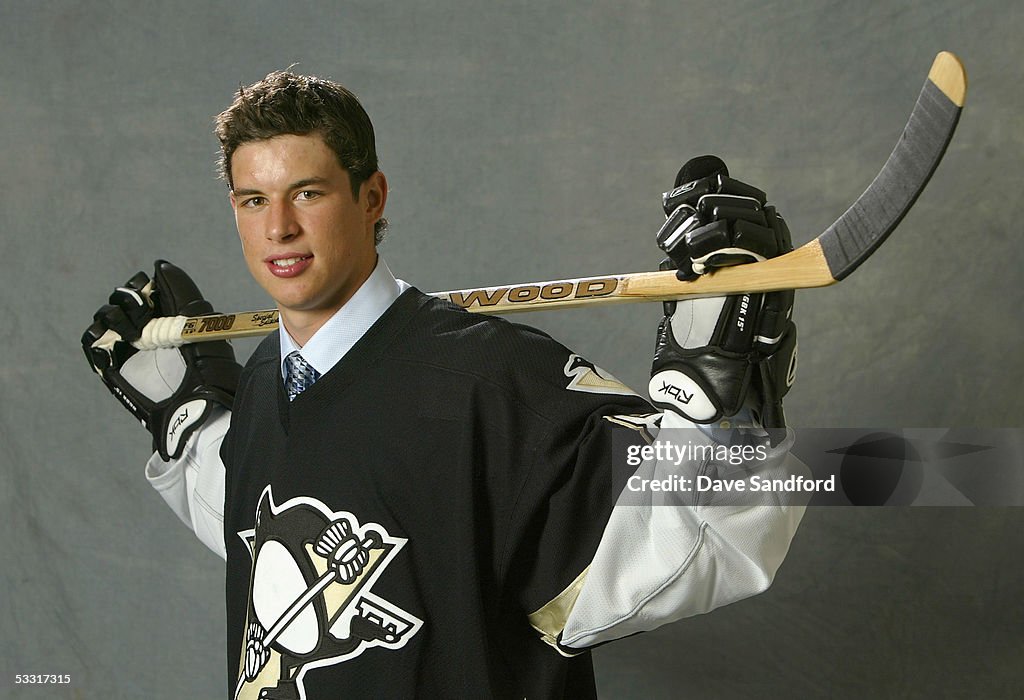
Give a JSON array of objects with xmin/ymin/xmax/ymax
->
[{"xmin": 274, "ymin": 295, "xmax": 318, "ymax": 313}]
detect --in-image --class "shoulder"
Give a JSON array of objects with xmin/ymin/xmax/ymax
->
[
  {"xmin": 235, "ymin": 331, "xmax": 280, "ymax": 394},
  {"xmin": 392, "ymin": 290, "xmax": 646, "ymax": 411},
  {"xmin": 395, "ymin": 291, "xmax": 569, "ymax": 372},
  {"xmin": 243, "ymin": 330, "xmax": 280, "ymax": 370}
]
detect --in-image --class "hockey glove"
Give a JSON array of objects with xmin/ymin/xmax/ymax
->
[
  {"xmin": 649, "ymin": 156, "xmax": 798, "ymax": 434},
  {"xmin": 82, "ymin": 260, "xmax": 241, "ymax": 461}
]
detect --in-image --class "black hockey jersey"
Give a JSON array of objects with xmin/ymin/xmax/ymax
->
[{"xmin": 221, "ymin": 288, "xmax": 653, "ymax": 699}]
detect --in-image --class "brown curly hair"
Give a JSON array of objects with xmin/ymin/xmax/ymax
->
[{"xmin": 214, "ymin": 71, "xmax": 387, "ymax": 242}]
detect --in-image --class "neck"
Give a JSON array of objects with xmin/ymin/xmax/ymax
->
[{"xmin": 279, "ymin": 312, "xmax": 328, "ymax": 348}]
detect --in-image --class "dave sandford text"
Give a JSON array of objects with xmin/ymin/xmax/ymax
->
[{"xmin": 624, "ymin": 440, "xmax": 835, "ymax": 494}]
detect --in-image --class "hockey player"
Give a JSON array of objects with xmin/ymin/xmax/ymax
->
[{"xmin": 83, "ymin": 71, "xmax": 804, "ymax": 699}]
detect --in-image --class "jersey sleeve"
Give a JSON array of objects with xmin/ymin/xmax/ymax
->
[
  {"xmin": 513, "ymin": 402, "xmax": 654, "ymax": 656},
  {"xmin": 485, "ymin": 324, "xmax": 655, "ymax": 654},
  {"xmin": 145, "ymin": 406, "xmax": 230, "ymax": 559},
  {"xmin": 558, "ymin": 410, "xmax": 806, "ymax": 650},
  {"xmin": 493, "ymin": 324, "xmax": 806, "ymax": 654}
]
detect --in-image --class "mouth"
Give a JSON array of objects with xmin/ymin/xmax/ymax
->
[{"xmin": 265, "ymin": 254, "xmax": 313, "ymax": 278}]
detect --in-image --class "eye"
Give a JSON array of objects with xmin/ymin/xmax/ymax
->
[
  {"xmin": 296, "ymin": 190, "xmax": 321, "ymax": 201},
  {"xmin": 240, "ymin": 196, "xmax": 266, "ymax": 208}
]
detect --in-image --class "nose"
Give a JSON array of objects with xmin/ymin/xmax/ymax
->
[{"xmin": 267, "ymin": 201, "xmax": 300, "ymax": 242}]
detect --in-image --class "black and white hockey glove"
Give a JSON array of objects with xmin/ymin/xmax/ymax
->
[
  {"xmin": 82, "ymin": 260, "xmax": 241, "ymax": 461},
  {"xmin": 649, "ymin": 156, "xmax": 798, "ymax": 435}
]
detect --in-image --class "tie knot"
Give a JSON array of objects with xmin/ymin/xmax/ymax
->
[{"xmin": 284, "ymin": 351, "xmax": 320, "ymax": 401}]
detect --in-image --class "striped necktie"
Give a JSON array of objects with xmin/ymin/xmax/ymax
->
[{"xmin": 284, "ymin": 351, "xmax": 320, "ymax": 401}]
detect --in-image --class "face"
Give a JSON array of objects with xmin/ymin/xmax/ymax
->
[{"xmin": 229, "ymin": 133, "xmax": 386, "ymax": 342}]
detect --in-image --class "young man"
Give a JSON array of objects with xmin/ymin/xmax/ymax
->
[{"xmin": 83, "ymin": 72, "xmax": 804, "ymax": 699}]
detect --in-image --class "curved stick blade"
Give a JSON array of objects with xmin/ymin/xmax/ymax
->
[{"xmin": 819, "ymin": 52, "xmax": 966, "ymax": 280}]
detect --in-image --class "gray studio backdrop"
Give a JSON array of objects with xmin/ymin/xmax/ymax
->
[{"xmin": 3, "ymin": 2, "xmax": 1022, "ymax": 698}]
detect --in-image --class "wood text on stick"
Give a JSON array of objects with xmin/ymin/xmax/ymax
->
[{"xmin": 446, "ymin": 277, "xmax": 620, "ymax": 310}]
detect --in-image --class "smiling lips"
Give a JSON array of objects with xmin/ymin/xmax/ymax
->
[{"xmin": 266, "ymin": 254, "xmax": 313, "ymax": 278}]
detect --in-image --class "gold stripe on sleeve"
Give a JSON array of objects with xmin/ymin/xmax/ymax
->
[{"xmin": 527, "ymin": 567, "xmax": 590, "ymax": 656}]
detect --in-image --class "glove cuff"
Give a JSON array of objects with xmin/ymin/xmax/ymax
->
[
  {"xmin": 649, "ymin": 367, "xmax": 721, "ymax": 422},
  {"xmin": 650, "ymin": 353, "xmax": 755, "ymax": 424}
]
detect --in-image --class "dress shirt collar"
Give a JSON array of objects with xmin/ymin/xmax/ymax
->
[{"xmin": 279, "ymin": 257, "xmax": 410, "ymax": 378}]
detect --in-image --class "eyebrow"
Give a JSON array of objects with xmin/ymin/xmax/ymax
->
[{"xmin": 232, "ymin": 177, "xmax": 331, "ymax": 197}]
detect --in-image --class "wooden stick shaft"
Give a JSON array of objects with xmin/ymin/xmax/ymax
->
[{"xmin": 164, "ymin": 240, "xmax": 832, "ymax": 345}]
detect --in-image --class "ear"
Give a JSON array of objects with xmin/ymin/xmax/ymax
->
[{"xmin": 362, "ymin": 171, "xmax": 388, "ymax": 225}]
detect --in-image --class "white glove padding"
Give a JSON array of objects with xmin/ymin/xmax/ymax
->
[
  {"xmin": 649, "ymin": 156, "xmax": 797, "ymax": 437},
  {"xmin": 82, "ymin": 260, "xmax": 241, "ymax": 461}
]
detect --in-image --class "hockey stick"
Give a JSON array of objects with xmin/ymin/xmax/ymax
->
[{"xmin": 134, "ymin": 51, "xmax": 965, "ymax": 350}]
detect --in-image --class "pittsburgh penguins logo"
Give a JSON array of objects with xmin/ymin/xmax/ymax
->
[
  {"xmin": 563, "ymin": 354, "xmax": 638, "ymax": 396},
  {"xmin": 603, "ymin": 412, "xmax": 662, "ymax": 444},
  {"xmin": 234, "ymin": 486, "xmax": 422, "ymax": 700}
]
